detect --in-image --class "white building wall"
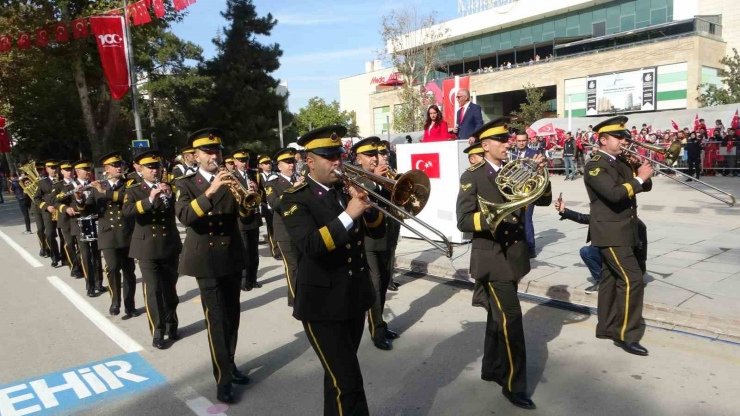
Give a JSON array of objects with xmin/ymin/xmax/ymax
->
[
  {"xmin": 339, "ymin": 67, "xmax": 398, "ymax": 137},
  {"xmin": 697, "ymin": 0, "xmax": 740, "ymax": 55}
]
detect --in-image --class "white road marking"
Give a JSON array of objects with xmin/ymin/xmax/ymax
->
[
  {"xmin": 47, "ymin": 275, "xmax": 144, "ymax": 353},
  {"xmin": 0, "ymin": 229, "xmax": 43, "ymax": 268},
  {"xmin": 175, "ymin": 386, "xmax": 229, "ymax": 416}
]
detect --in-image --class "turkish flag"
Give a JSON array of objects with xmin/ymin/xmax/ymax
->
[
  {"xmin": 0, "ymin": 129, "xmax": 10, "ymax": 153},
  {"xmin": 731, "ymin": 109, "xmax": 739, "ymax": 130},
  {"xmin": 0, "ymin": 34, "xmax": 12, "ymax": 52},
  {"xmin": 152, "ymin": 0, "xmax": 166, "ymax": 18},
  {"xmin": 411, "ymin": 153, "xmax": 440, "ymax": 179},
  {"xmin": 525, "ymin": 126, "xmax": 536, "ymax": 139},
  {"xmin": 72, "ymin": 18, "xmax": 89, "ymax": 39},
  {"xmin": 537, "ymin": 123, "xmax": 555, "ymax": 135},
  {"xmin": 173, "ymin": 0, "xmax": 190, "ymax": 11},
  {"xmin": 90, "ymin": 16, "xmax": 131, "ymax": 100},
  {"xmin": 35, "ymin": 27, "xmax": 50, "ymax": 47},
  {"xmin": 0, "ymin": 116, "xmax": 5, "ymax": 128},
  {"xmin": 18, "ymin": 32, "xmax": 31, "ymax": 49},
  {"xmin": 134, "ymin": 1, "xmax": 153, "ymax": 26},
  {"xmin": 442, "ymin": 76, "xmax": 470, "ymax": 128},
  {"xmin": 671, "ymin": 120, "xmax": 680, "ymax": 131},
  {"xmin": 52, "ymin": 22, "xmax": 69, "ymax": 43}
]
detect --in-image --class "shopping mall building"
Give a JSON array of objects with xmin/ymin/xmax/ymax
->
[{"xmin": 339, "ymin": 0, "xmax": 738, "ymax": 137}]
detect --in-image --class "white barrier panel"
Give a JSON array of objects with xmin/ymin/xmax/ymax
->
[{"xmin": 396, "ymin": 141, "xmax": 470, "ymax": 244}]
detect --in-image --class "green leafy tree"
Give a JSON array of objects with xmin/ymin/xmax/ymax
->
[
  {"xmin": 294, "ymin": 97, "xmax": 357, "ymax": 136},
  {"xmin": 698, "ymin": 48, "xmax": 740, "ymax": 107},
  {"xmin": 510, "ymin": 83, "xmax": 551, "ymax": 132}
]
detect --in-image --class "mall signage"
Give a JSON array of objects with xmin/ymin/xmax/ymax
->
[
  {"xmin": 586, "ymin": 68, "xmax": 656, "ymax": 115},
  {"xmin": 370, "ymin": 72, "xmax": 402, "ymax": 85}
]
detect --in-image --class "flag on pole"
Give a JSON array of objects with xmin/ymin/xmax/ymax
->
[
  {"xmin": 90, "ymin": 16, "xmax": 131, "ymax": 100},
  {"xmin": 525, "ymin": 126, "xmax": 537, "ymax": 139},
  {"xmin": 671, "ymin": 120, "xmax": 680, "ymax": 131},
  {"xmin": 731, "ymin": 109, "xmax": 739, "ymax": 130}
]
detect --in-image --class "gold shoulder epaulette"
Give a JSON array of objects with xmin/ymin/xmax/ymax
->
[
  {"xmin": 590, "ymin": 154, "xmax": 602, "ymax": 162},
  {"xmin": 467, "ymin": 161, "xmax": 485, "ymax": 171},
  {"xmin": 284, "ymin": 182, "xmax": 307, "ymax": 194},
  {"xmin": 172, "ymin": 171, "xmax": 197, "ymax": 182},
  {"xmin": 126, "ymin": 179, "xmax": 137, "ymax": 188}
]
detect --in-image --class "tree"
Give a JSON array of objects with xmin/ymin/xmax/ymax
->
[
  {"xmin": 294, "ymin": 97, "xmax": 357, "ymax": 137},
  {"xmin": 510, "ymin": 83, "xmax": 551, "ymax": 132},
  {"xmin": 698, "ymin": 48, "xmax": 740, "ymax": 107},
  {"xmin": 380, "ymin": 7, "xmax": 449, "ymax": 132},
  {"xmin": 202, "ymin": 0, "xmax": 287, "ymax": 151}
]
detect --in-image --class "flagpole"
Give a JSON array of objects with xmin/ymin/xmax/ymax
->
[{"xmin": 122, "ymin": 0, "xmax": 144, "ymax": 141}]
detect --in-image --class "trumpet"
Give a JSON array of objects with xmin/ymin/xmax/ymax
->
[
  {"xmin": 219, "ymin": 168, "xmax": 261, "ymax": 209},
  {"xmin": 335, "ymin": 163, "xmax": 453, "ymax": 258}
]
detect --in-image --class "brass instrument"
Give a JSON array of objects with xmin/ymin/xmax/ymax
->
[
  {"xmin": 621, "ymin": 141, "xmax": 736, "ymax": 207},
  {"xmin": 219, "ymin": 168, "xmax": 261, "ymax": 209},
  {"xmin": 478, "ymin": 155, "xmax": 550, "ymax": 233},
  {"xmin": 18, "ymin": 161, "xmax": 41, "ymax": 198},
  {"xmin": 335, "ymin": 163, "xmax": 453, "ymax": 257}
]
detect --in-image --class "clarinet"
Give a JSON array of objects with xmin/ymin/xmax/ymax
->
[{"xmin": 154, "ymin": 177, "xmax": 170, "ymax": 209}]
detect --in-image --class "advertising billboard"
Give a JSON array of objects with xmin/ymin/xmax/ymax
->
[{"xmin": 586, "ymin": 68, "xmax": 656, "ymax": 115}]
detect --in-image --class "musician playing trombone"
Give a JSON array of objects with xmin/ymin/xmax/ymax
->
[
  {"xmin": 584, "ymin": 116, "xmax": 653, "ymax": 357},
  {"xmin": 456, "ymin": 118, "xmax": 552, "ymax": 410}
]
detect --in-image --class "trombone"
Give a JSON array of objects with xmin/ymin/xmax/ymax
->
[
  {"xmin": 334, "ymin": 163, "xmax": 453, "ymax": 258},
  {"xmin": 621, "ymin": 140, "xmax": 736, "ymax": 207}
]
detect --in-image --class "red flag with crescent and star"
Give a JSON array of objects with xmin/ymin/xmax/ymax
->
[
  {"xmin": 35, "ymin": 27, "xmax": 50, "ymax": 47},
  {"xmin": 410, "ymin": 153, "xmax": 440, "ymax": 179},
  {"xmin": 72, "ymin": 18, "xmax": 89, "ymax": 39},
  {"xmin": 18, "ymin": 32, "xmax": 31, "ymax": 49},
  {"xmin": 671, "ymin": 120, "xmax": 680, "ymax": 131},
  {"xmin": 153, "ymin": 0, "xmax": 166, "ymax": 18},
  {"xmin": 731, "ymin": 109, "xmax": 739, "ymax": 130},
  {"xmin": 0, "ymin": 34, "xmax": 12, "ymax": 52},
  {"xmin": 537, "ymin": 123, "xmax": 555, "ymax": 135},
  {"xmin": 52, "ymin": 22, "xmax": 69, "ymax": 43}
]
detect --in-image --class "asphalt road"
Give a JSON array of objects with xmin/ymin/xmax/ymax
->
[{"xmin": 0, "ymin": 200, "xmax": 738, "ymax": 416}]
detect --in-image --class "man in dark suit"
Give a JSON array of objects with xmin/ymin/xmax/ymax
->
[
  {"xmin": 232, "ymin": 149, "xmax": 263, "ymax": 291},
  {"xmin": 54, "ymin": 160, "xmax": 85, "ymax": 278},
  {"xmin": 512, "ymin": 132, "xmax": 540, "ymax": 258},
  {"xmin": 456, "ymin": 117, "xmax": 552, "ymax": 410},
  {"xmin": 584, "ymin": 116, "xmax": 653, "ymax": 357},
  {"xmin": 452, "ymin": 88, "xmax": 484, "ymax": 144},
  {"xmin": 33, "ymin": 159, "xmax": 62, "ymax": 267},
  {"xmin": 175, "ymin": 128, "xmax": 253, "ymax": 403},
  {"xmin": 281, "ymin": 125, "xmax": 378, "ymax": 416},
  {"xmin": 265, "ymin": 147, "xmax": 302, "ymax": 306},
  {"xmin": 123, "ymin": 150, "xmax": 182, "ymax": 350}
]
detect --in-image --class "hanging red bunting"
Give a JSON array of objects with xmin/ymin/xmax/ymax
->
[
  {"xmin": 72, "ymin": 18, "xmax": 89, "ymax": 39},
  {"xmin": 90, "ymin": 16, "xmax": 131, "ymax": 100},
  {"xmin": 129, "ymin": 0, "xmax": 152, "ymax": 26},
  {"xmin": 35, "ymin": 27, "xmax": 50, "ymax": 47},
  {"xmin": 52, "ymin": 22, "xmax": 70, "ymax": 43},
  {"xmin": 173, "ymin": 0, "xmax": 189, "ymax": 12},
  {"xmin": 0, "ymin": 129, "xmax": 10, "ymax": 154},
  {"xmin": 152, "ymin": 0, "xmax": 166, "ymax": 18},
  {"xmin": 18, "ymin": 33, "xmax": 31, "ymax": 49},
  {"xmin": 0, "ymin": 35, "xmax": 12, "ymax": 52}
]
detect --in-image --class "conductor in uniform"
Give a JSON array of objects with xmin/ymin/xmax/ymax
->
[
  {"xmin": 584, "ymin": 116, "xmax": 653, "ymax": 356},
  {"xmin": 232, "ymin": 149, "xmax": 263, "ymax": 291},
  {"xmin": 175, "ymin": 128, "xmax": 253, "ymax": 403},
  {"xmin": 281, "ymin": 125, "xmax": 379, "ymax": 416},
  {"xmin": 123, "ymin": 150, "xmax": 182, "ymax": 349},
  {"xmin": 456, "ymin": 118, "xmax": 552, "ymax": 410},
  {"xmin": 34, "ymin": 159, "xmax": 62, "ymax": 267},
  {"xmin": 265, "ymin": 148, "xmax": 302, "ymax": 306}
]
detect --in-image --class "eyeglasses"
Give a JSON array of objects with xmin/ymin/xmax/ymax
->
[{"xmin": 456, "ymin": 95, "xmax": 465, "ymax": 99}]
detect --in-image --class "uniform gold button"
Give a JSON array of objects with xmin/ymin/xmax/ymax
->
[
  {"xmin": 360, "ymin": 253, "xmax": 363, "ymax": 258},
  {"xmin": 219, "ymin": 222, "xmax": 223, "ymax": 225},
  {"xmin": 360, "ymin": 267, "xmax": 364, "ymax": 271},
  {"xmin": 118, "ymin": 224, "xmax": 122, "ymax": 227},
  {"xmin": 357, "ymin": 241, "xmax": 362, "ymax": 246},
  {"xmin": 348, "ymin": 270, "xmax": 353, "ymax": 276},
  {"xmin": 513, "ymin": 217, "xmax": 517, "ymax": 222},
  {"xmin": 209, "ymin": 222, "xmax": 213, "ymax": 226},
  {"xmin": 348, "ymin": 258, "xmax": 352, "ymax": 263},
  {"xmin": 354, "ymin": 228, "xmax": 359, "ymax": 233},
  {"xmin": 153, "ymin": 234, "xmax": 157, "ymax": 237},
  {"xmin": 504, "ymin": 231, "xmax": 508, "ymax": 235},
  {"xmin": 209, "ymin": 232, "xmax": 213, "ymax": 236},
  {"xmin": 209, "ymin": 242, "xmax": 214, "ymax": 247},
  {"xmin": 163, "ymin": 234, "xmax": 167, "ymax": 237},
  {"xmin": 208, "ymin": 212, "xmax": 213, "ymax": 216},
  {"xmin": 514, "ymin": 240, "xmax": 518, "ymax": 244},
  {"xmin": 346, "ymin": 244, "xmax": 351, "ymax": 249},
  {"xmin": 162, "ymin": 226, "xmax": 166, "ymax": 230}
]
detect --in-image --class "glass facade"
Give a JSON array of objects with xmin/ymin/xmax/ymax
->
[
  {"xmin": 373, "ymin": 106, "xmax": 391, "ymax": 135},
  {"xmin": 439, "ymin": 0, "xmax": 674, "ymax": 63}
]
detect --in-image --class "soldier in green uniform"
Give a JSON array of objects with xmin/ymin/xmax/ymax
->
[
  {"xmin": 54, "ymin": 160, "xmax": 85, "ymax": 278},
  {"xmin": 122, "ymin": 150, "xmax": 182, "ymax": 349},
  {"xmin": 69, "ymin": 159, "xmax": 103, "ymax": 296},
  {"xmin": 464, "ymin": 140, "xmax": 485, "ymax": 165},
  {"xmin": 232, "ymin": 149, "xmax": 263, "ymax": 291},
  {"xmin": 34, "ymin": 159, "xmax": 62, "ymax": 267},
  {"xmin": 257, "ymin": 154, "xmax": 279, "ymax": 258},
  {"xmin": 281, "ymin": 125, "xmax": 379, "ymax": 416},
  {"xmin": 172, "ymin": 146, "xmax": 197, "ymax": 177},
  {"xmin": 31, "ymin": 162, "xmax": 50, "ymax": 258},
  {"xmin": 456, "ymin": 118, "xmax": 552, "ymax": 410},
  {"xmin": 584, "ymin": 116, "xmax": 653, "ymax": 357},
  {"xmin": 265, "ymin": 147, "xmax": 302, "ymax": 306},
  {"xmin": 175, "ymin": 128, "xmax": 253, "ymax": 403},
  {"xmin": 377, "ymin": 140, "xmax": 402, "ymax": 292},
  {"xmin": 85, "ymin": 152, "xmax": 138, "ymax": 312},
  {"xmin": 351, "ymin": 137, "xmax": 399, "ymax": 351}
]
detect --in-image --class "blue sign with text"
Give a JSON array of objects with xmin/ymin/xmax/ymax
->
[
  {"xmin": 0, "ymin": 353, "xmax": 165, "ymax": 416},
  {"xmin": 132, "ymin": 140, "xmax": 150, "ymax": 148}
]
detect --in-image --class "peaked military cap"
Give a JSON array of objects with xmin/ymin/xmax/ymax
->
[
  {"xmin": 187, "ymin": 127, "xmax": 224, "ymax": 151},
  {"xmin": 59, "ymin": 160, "xmax": 74, "ymax": 170},
  {"xmin": 232, "ymin": 149, "xmax": 250, "ymax": 161},
  {"xmin": 133, "ymin": 150, "xmax": 163, "ymax": 168},
  {"xmin": 593, "ymin": 116, "xmax": 630, "ymax": 139},
  {"xmin": 472, "ymin": 117, "xmax": 511, "ymax": 142},
  {"xmin": 73, "ymin": 159, "xmax": 93, "ymax": 170},
  {"xmin": 378, "ymin": 140, "xmax": 391, "ymax": 154},
  {"xmin": 224, "ymin": 157, "xmax": 234, "ymax": 164},
  {"xmin": 180, "ymin": 146, "xmax": 195, "ymax": 154},
  {"xmin": 44, "ymin": 159, "xmax": 60, "ymax": 167},
  {"xmin": 298, "ymin": 125, "xmax": 347, "ymax": 156},
  {"xmin": 351, "ymin": 136, "xmax": 381, "ymax": 155},
  {"xmin": 463, "ymin": 142, "xmax": 484, "ymax": 155},
  {"xmin": 273, "ymin": 148, "xmax": 297, "ymax": 163},
  {"xmin": 98, "ymin": 151, "xmax": 124, "ymax": 167},
  {"xmin": 258, "ymin": 155, "xmax": 272, "ymax": 164}
]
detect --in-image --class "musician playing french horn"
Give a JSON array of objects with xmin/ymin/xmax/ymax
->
[{"xmin": 455, "ymin": 118, "xmax": 552, "ymax": 410}]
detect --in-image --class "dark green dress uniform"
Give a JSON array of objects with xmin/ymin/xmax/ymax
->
[
  {"xmin": 258, "ymin": 155, "xmax": 279, "ymax": 258},
  {"xmin": 265, "ymin": 148, "xmax": 299, "ymax": 306},
  {"xmin": 351, "ymin": 137, "xmax": 399, "ymax": 350},
  {"xmin": 232, "ymin": 149, "xmax": 263, "ymax": 291},
  {"xmin": 584, "ymin": 116, "xmax": 652, "ymax": 353},
  {"xmin": 53, "ymin": 161, "xmax": 84, "ymax": 278},
  {"xmin": 31, "ymin": 164, "xmax": 49, "ymax": 257},
  {"xmin": 123, "ymin": 150, "xmax": 182, "ymax": 347},
  {"xmin": 456, "ymin": 119, "xmax": 551, "ymax": 406},
  {"xmin": 33, "ymin": 160, "xmax": 62, "ymax": 266},
  {"xmin": 84, "ymin": 152, "xmax": 137, "ymax": 314},
  {"xmin": 175, "ymin": 128, "xmax": 251, "ymax": 401},
  {"xmin": 282, "ymin": 126, "xmax": 377, "ymax": 416},
  {"xmin": 172, "ymin": 147, "xmax": 196, "ymax": 178},
  {"xmin": 125, "ymin": 171, "xmax": 142, "ymax": 186}
]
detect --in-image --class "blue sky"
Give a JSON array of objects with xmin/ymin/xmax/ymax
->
[{"xmin": 170, "ymin": 0, "xmax": 458, "ymax": 112}]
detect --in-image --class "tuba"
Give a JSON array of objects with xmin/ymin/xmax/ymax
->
[
  {"xmin": 19, "ymin": 161, "xmax": 41, "ymax": 198},
  {"xmin": 477, "ymin": 155, "xmax": 550, "ymax": 233}
]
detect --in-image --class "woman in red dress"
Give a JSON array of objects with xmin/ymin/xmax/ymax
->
[{"xmin": 422, "ymin": 105, "xmax": 454, "ymax": 142}]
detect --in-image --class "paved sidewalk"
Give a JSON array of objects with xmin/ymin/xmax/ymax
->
[{"xmin": 394, "ymin": 174, "xmax": 740, "ymax": 343}]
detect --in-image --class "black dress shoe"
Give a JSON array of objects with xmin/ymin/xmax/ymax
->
[
  {"xmin": 388, "ymin": 281, "xmax": 399, "ymax": 292},
  {"xmin": 86, "ymin": 291, "xmax": 95, "ymax": 298},
  {"xmin": 385, "ymin": 329, "xmax": 400, "ymax": 340},
  {"xmin": 502, "ymin": 388, "xmax": 536, "ymax": 410},
  {"xmin": 216, "ymin": 384, "xmax": 235, "ymax": 403},
  {"xmin": 167, "ymin": 331, "xmax": 180, "ymax": 341},
  {"xmin": 71, "ymin": 270, "xmax": 84, "ymax": 279},
  {"xmin": 51, "ymin": 261, "xmax": 59, "ymax": 268},
  {"xmin": 529, "ymin": 252, "xmax": 537, "ymax": 259},
  {"xmin": 109, "ymin": 305, "xmax": 120, "ymax": 316},
  {"xmin": 241, "ymin": 282, "xmax": 253, "ymax": 292},
  {"xmin": 125, "ymin": 309, "xmax": 142, "ymax": 317},
  {"xmin": 615, "ymin": 341, "xmax": 649, "ymax": 356},
  {"xmin": 584, "ymin": 283, "xmax": 600, "ymax": 294},
  {"xmin": 252, "ymin": 281, "xmax": 262, "ymax": 289},
  {"xmin": 230, "ymin": 370, "xmax": 250, "ymax": 385},
  {"xmin": 39, "ymin": 249, "xmax": 47, "ymax": 257},
  {"xmin": 481, "ymin": 373, "xmax": 500, "ymax": 383},
  {"xmin": 374, "ymin": 339, "xmax": 392, "ymax": 351},
  {"xmin": 273, "ymin": 254, "xmax": 283, "ymax": 260},
  {"xmin": 152, "ymin": 338, "xmax": 168, "ymax": 349}
]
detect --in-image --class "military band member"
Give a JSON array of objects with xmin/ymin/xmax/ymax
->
[
  {"xmin": 232, "ymin": 149, "xmax": 263, "ymax": 291},
  {"xmin": 258, "ymin": 154, "xmax": 279, "ymax": 258},
  {"xmin": 377, "ymin": 140, "xmax": 401, "ymax": 292},
  {"xmin": 32, "ymin": 162, "xmax": 50, "ymax": 258},
  {"xmin": 172, "ymin": 146, "xmax": 197, "ymax": 177},
  {"xmin": 122, "ymin": 150, "xmax": 182, "ymax": 349},
  {"xmin": 85, "ymin": 152, "xmax": 138, "ymax": 315},
  {"xmin": 54, "ymin": 160, "xmax": 84, "ymax": 278},
  {"xmin": 125, "ymin": 158, "xmax": 143, "ymax": 186},
  {"xmin": 224, "ymin": 157, "xmax": 235, "ymax": 173},
  {"xmin": 34, "ymin": 159, "xmax": 62, "ymax": 267},
  {"xmin": 71, "ymin": 159, "xmax": 104, "ymax": 297},
  {"xmin": 456, "ymin": 118, "xmax": 552, "ymax": 410},
  {"xmin": 464, "ymin": 141, "xmax": 485, "ymax": 165},
  {"xmin": 351, "ymin": 137, "xmax": 400, "ymax": 351},
  {"xmin": 265, "ymin": 148, "xmax": 302, "ymax": 306},
  {"xmin": 584, "ymin": 116, "xmax": 653, "ymax": 357},
  {"xmin": 281, "ymin": 125, "xmax": 378, "ymax": 416},
  {"xmin": 175, "ymin": 128, "xmax": 252, "ymax": 403}
]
